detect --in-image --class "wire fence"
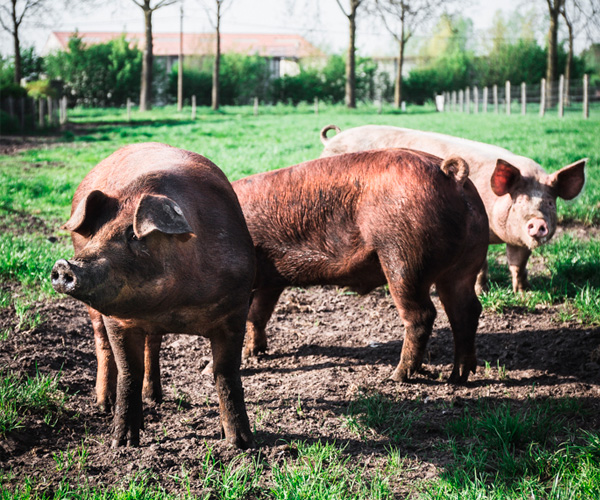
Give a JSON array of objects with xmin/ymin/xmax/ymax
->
[{"xmin": 437, "ymin": 75, "xmax": 598, "ymax": 118}]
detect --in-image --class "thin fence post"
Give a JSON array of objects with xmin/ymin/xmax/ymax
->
[
  {"xmin": 465, "ymin": 87, "xmax": 470, "ymax": 113},
  {"xmin": 483, "ymin": 87, "xmax": 488, "ymax": 113},
  {"xmin": 493, "ymin": 84, "xmax": 498, "ymax": 113},
  {"xmin": 505, "ymin": 81, "xmax": 511, "ymax": 115},
  {"xmin": 127, "ymin": 98, "xmax": 132, "ymax": 122},
  {"xmin": 521, "ymin": 82, "xmax": 526, "ymax": 115},
  {"xmin": 583, "ymin": 74, "xmax": 589, "ymax": 119},
  {"xmin": 47, "ymin": 97, "xmax": 53, "ymax": 125},
  {"xmin": 473, "ymin": 86, "xmax": 479, "ymax": 113},
  {"xmin": 19, "ymin": 97, "xmax": 25, "ymax": 132},
  {"xmin": 191, "ymin": 95, "xmax": 197, "ymax": 120},
  {"xmin": 558, "ymin": 74, "xmax": 564, "ymax": 118},
  {"xmin": 38, "ymin": 98, "xmax": 45, "ymax": 128},
  {"xmin": 459, "ymin": 89, "xmax": 464, "ymax": 112},
  {"xmin": 452, "ymin": 90, "xmax": 457, "ymax": 112},
  {"xmin": 7, "ymin": 96, "xmax": 14, "ymax": 120},
  {"xmin": 314, "ymin": 96, "xmax": 319, "ymax": 115},
  {"xmin": 253, "ymin": 97, "xmax": 259, "ymax": 116},
  {"xmin": 540, "ymin": 78, "xmax": 546, "ymax": 116},
  {"xmin": 60, "ymin": 96, "xmax": 68, "ymax": 125}
]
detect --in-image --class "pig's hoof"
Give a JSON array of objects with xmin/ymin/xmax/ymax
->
[
  {"xmin": 242, "ymin": 343, "xmax": 267, "ymax": 358},
  {"xmin": 389, "ymin": 367, "xmax": 409, "ymax": 382},
  {"xmin": 448, "ymin": 366, "xmax": 475, "ymax": 384},
  {"xmin": 228, "ymin": 433, "xmax": 255, "ymax": 450}
]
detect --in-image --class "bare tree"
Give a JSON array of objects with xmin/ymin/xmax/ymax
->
[
  {"xmin": 335, "ymin": 0, "xmax": 366, "ymax": 109},
  {"xmin": 201, "ymin": 0, "xmax": 231, "ymax": 111},
  {"xmin": 132, "ymin": 0, "xmax": 177, "ymax": 111},
  {"xmin": 0, "ymin": 0, "xmax": 45, "ymax": 83},
  {"xmin": 374, "ymin": 0, "xmax": 446, "ymax": 107},
  {"xmin": 544, "ymin": 0, "xmax": 564, "ymax": 107},
  {"xmin": 560, "ymin": 0, "xmax": 600, "ymax": 103}
]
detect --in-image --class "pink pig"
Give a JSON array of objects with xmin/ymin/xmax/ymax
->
[{"xmin": 320, "ymin": 125, "xmax": 586, "ymax": 293}]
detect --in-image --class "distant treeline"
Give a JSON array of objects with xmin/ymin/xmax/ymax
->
[{"xmin": 1, "ymin": 33, "xmax": 597, "ymax": 108}]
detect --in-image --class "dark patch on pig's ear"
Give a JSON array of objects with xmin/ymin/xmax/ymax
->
[
  {"xmin": 549, "ymin": 158, "xmax": 586, "ymax": 200},
  {"xmin": 62, "ymin": 190, "xmax": 113, "ymax": 236},
  {"xmin": 490, "ymin": 159, "xmax": 521, "ymax": 196},
  {"xmin": 133, "ymin": 193, "xmax": 195, "ymax": 240},
  {"xmin": 441, "ymin": 156, "xmax": 469, "ymax": 185}
]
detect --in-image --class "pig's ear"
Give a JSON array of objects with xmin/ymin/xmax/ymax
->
[
  {"xmin": 62, "ymin": 190, "xmax": 111, "ymax": 236},
  {"xmin": 490, "ymin": 159, "xmax": 521, "ymax": 196},
  {"xmin": 133, "ymin": 193, "xmax": 195, "ymax": 241},
  {"xmin": 548, "ymin": 158, "xmax": 586, "ymax": 200}
]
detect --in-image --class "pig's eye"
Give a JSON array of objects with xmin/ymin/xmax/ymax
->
[{"xmin": 126, "ymin": 226, "xmax": 139, "ymax": 242}]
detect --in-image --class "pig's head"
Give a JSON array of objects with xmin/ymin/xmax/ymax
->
[
  {"xmin": 51, "ymin": 189, "xmax": 195, "ymax": 317},
  {"xmin": 489, "ymin": 158, "xmax": 586, "ymax": 249}
]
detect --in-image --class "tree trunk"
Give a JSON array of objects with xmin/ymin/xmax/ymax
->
[
  {"xmin": 140, "ymin": 5, "xmax": 153, "ymax": 111},
  {"xmin": 12, "ymin": 28, "xmax": 21, "ymax": 84},
  {"xmin": 564, "ymin": 16, "xmax": 573, "ymax": 106},
  {"xmin": 394, "ymin": 35, "xmax": 406, "ymax": 108},
  {"xmin": 545, "ymin": 0, "xmax": 563, "ymax": 108},
  {"xmin": 11, "ymin": 0, "xmax": 21, "ymax": 84},
  {"xmin": 211, "ymin": 3, "xmax": 221, "ymax": 111},
  {"xmin": 346, "ymin": 10, "xmax": 356, "ymax": 109}
]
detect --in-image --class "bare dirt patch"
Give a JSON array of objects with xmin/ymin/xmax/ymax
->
[{"xmin": 1, "ymin": 284, "xmax": 599, "ymax": 496}]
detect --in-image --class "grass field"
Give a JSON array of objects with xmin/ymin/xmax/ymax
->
[{"xmin": 1, "ymin": 102, "xmax": 599, "ymax": 498}]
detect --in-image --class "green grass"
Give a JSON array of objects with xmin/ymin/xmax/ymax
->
[
  {"xmin": 481, "ymin": 236, "xmax": 600, "ymax": 324},
  {"xmin": 424, "ymin": 400, "xmax": 600, "ymax": 499},
  {"xmin": 0, "ymin": 368, "xmax": 67, "ymax": 435}
]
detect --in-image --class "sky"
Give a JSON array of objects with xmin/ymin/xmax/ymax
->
[{"xmin": 0, "ymin": 0, "xmax": 593, "ymax": 59}]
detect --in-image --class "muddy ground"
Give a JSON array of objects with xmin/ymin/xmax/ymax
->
[
  {"xmin": 1, "ymin": 279, "xmax": 599, "ymax": 497},
  {"xmin": 0, "ymin": 134, "xmax": 599, "ymax": 496}
]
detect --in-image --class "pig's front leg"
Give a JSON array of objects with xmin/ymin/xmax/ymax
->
[
  {"xmin": 210, "ymin": 318, "xmax": 254, "ymax": 449},
  {"xmin": 89, "ymin": 307, "xmax": 117, "ymax": 413},
  {"xmin": 506, "ymin": 244, "xmax": 532, "ymax": 293},
  {"xmin": 104, "ymin": 319, "xmax": 146, "ymax": 447}
]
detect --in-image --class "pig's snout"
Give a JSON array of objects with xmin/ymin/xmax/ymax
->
[
  {"xmin": 527, "ymin": 218, "xmax": 549, "ymax": 240},
  {"xmin": 51, "ymin": 259, "xmax": 79, "ymax": 294}
]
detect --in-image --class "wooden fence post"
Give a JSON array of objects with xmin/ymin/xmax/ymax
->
[
  {"xmin": 483, "ymin": 87, "xmax": 488, "ymax": 113},
  {"xmin": 465, "ymin": 87, "xmax": 470, "ymax": 113},
  {"xmin": 253, "ymin": 97, "xmax": 259, "ymax": 116},
  {"xmin": 38, "ymin": 98, "xmax": 45, "ymax": 128},
  {"xmin": 314, "ymin": 96, "xmax": 319, "ymax": 115},
  {"xmin": 19, "ymin": 97, "xmax": 25, "ymax": 132},
  {"xmin": 452, "ymin": 90, "xmax": 457, "ymax": 111},
  {"xmin": 493, "ymin": 84, "xmax": 498, "ymax": 113},
  {"xmin": 583, "ymin": 74, "xmax": 589, "ymax": 119},
  {"xmin": 521, "ymin": 82, "xmax": 526, "ymax": 115},
  {"xmin": 473, "ymin": 86, "xmax": 479, "ymax": 114},
  {"xmin": 558, "ymin": 74, "xmax": 564, "ymax": 118},
  {"xmin": 540, "ymin": 78, "xmax": 546, "ymax": 116},
  {"xmin": 459, "ymin": 89, "xmax": 464, "ymax": 112},
  {"xmin": 505, "ymin": 81, "xmax": 511, "ymax": 115},
  {"xmin": 191, "ymin": 95, "xmax": 197, "ymax": 120}
]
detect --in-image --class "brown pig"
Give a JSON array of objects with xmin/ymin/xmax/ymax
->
[
  {"xmin": 233, "ymin": 149, "xmax": 489, "ymax": 383},
  {"xmin": 320, "ymin": 125, "xmax": 587, "ymax": 293},
  {"xmin": 51, "ymin": 142, "xmax": 255, "ymax": 448}
]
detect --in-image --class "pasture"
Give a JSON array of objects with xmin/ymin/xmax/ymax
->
[{"xmin": 1, "ymin": 103, "xmax": 599, "ymax": 498}]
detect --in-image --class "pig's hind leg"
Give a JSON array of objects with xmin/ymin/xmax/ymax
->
[
  {"xmin": 436, "ymin": 275, "xmax": 482, "ymax": 383},
  {"xmin": 243, "ymin": 287, "xmax": 284, "ymax": 357},
  {"xmin": 381, "ymin": 264, "xmax": 437, "ymax": 382}
]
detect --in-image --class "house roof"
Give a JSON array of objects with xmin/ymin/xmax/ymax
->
[{"xmin": 43, "ymin": 31, "xmax": 325, "ymax": 59}]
